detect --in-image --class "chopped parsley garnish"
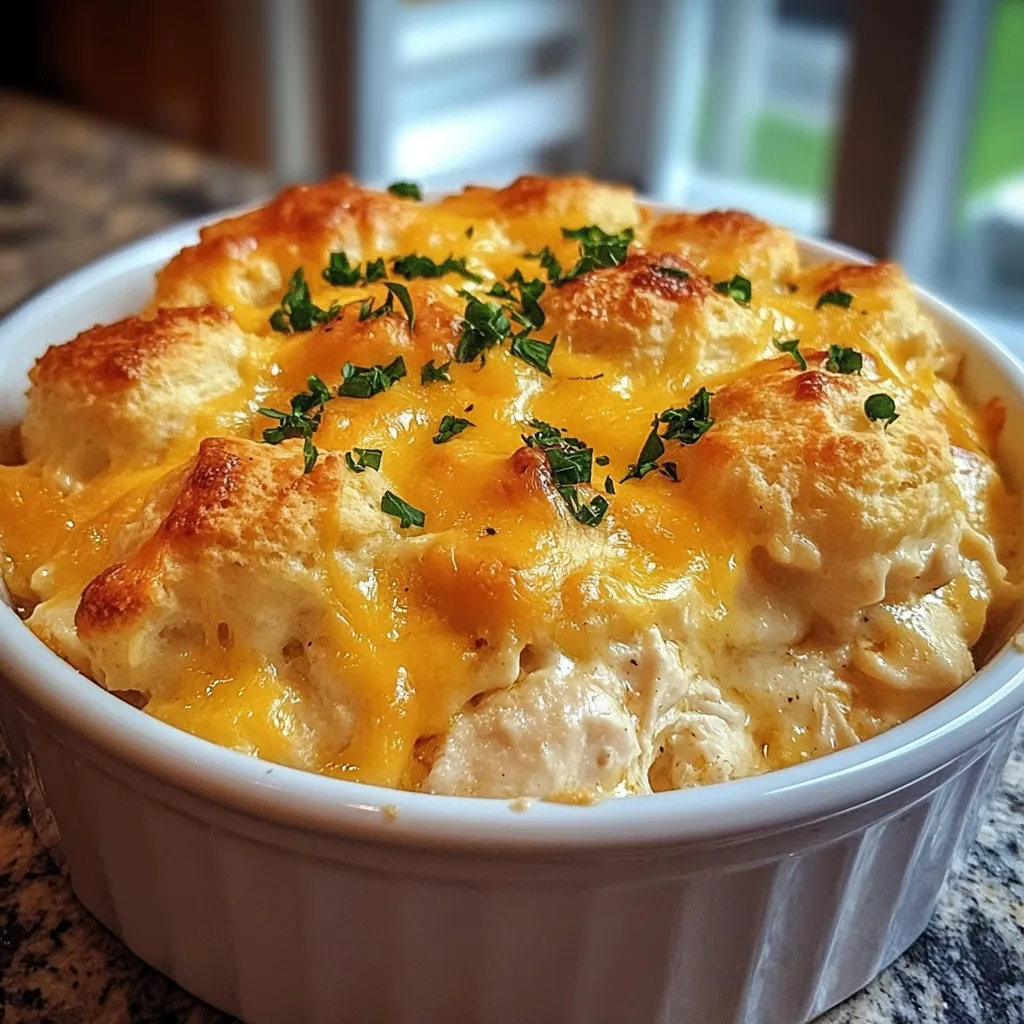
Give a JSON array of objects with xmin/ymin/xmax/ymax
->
[
  {"xmin": 816, "ymin": 288, "xmax": 853, "ymax": 309},
  {"xmin": 595, "ymin": 454, "xmax": 610, "ymax": 466},
  {"xmin": 654, "ymin": 265, "xmax": 690, "ymax": 280},
  {"xmin": 525, "ymin": 225, "xmax": 635, "ymax": 286},
  {"xmin": 622, "ymin": 419, "xmax": 665, "ymax": 481},
  {"xmin": 774, "ymin": 338, "xmax": 807, "ymax": 371},
  {"xmin": 257, "ymin": 374, "xmax": 332, "ymax": 472},
  {"xmin": 357, "ymin": 282, "xmax": 415, "ymax": 330},
  {"xmin": 535, "ymin": 437, "xmax": 591, "ymax": 487},
  {"xmin": 392, "ymin": 253, "xmax": 481, "ymax": 283},
  {"xmin": 322, "ymin": 251, "xmax": 362, "ymax": 287},
  {"xmin": 524, "ymin": 245, "xmax": 564, "ymax": 285},
  {"xmin": 337, "ymin": 356, "xmax": 407, "ymax": 398},
  {"xmin": 459, "ymin": 271, "xmax": 554, "ymax": 372},
  {"xmin": 301, "ymin": 374, "xmax": 333, "ymax": 409},
  {"xmin": 561, "ymin": 225, "xmax": 634, "ymax": 278},
  {"xmin": 623, "ymin": 388, "xmax": 715, "ymax": 482},
  {"xmin": 465, "ymin": 225, "xmax": 474, "ymax": 238},
  {"xmin": 505, "ymin": 268, "xmax": 546, "ymax": 328},
  {"xmin": 604, "ymin": 476, "xmax": 615, "ymax": 494},
  {"xmin": 433, "ymin": 414, "xmax": 475, "ymax": 444},
  {"xmin": 509, "ymin": 332, "xmax": 555, "ymax": 375},
  {"xmin": 420, "ymin": 359, "xmax": 452, "ymax": 385},
  {"xmin": 826, "ymin": 344, "xmax": 863, "ymax": 374},
  {"xmin": 713, "ymin": 274, "xmax": 752, "ymax": 305},
  {"xmin": 455, "ymin": 295, "xmax": 511, "ymax": 363},
  {"xmin": 322, "ymin": 252, "xmax": 387, "ymax": 287},
  {"xmin": 524, "ymin": 417, "xmax": 563, "ymax": 443},
  {"xmin": 384, "ymin": 281, "xmax": 415, "ymax": 329},
  {"xmin": 269, "ymin": 268, "xmax": 340, "ymax": 333},
  {"xmin": 381, "ymin": 490, "xmax": 425, "ymax": 528},
  {"xmin": 659, "ymin": 387, "xmax": 715, "ymax": 444},
  {"xmin": 522, "ymin": 419, "xmax": 607, "ymax": 526},
  {"xmin": 560, "ymin": 488, "xmax": 609, "ymax": 527},
  {"xmin": 864, "ymin": 393, "xmax": 899, "ymax": 428},
  {"xmin": 387, "ymin": 181, "xmax": 422, "ymax": 200},
  {"xmin": 345, "ymin": 447, "xmax": 383, "ymax": 473}
]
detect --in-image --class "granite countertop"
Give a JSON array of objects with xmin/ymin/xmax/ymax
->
[{"xmin": 0, "ymin": 92, "xmax": 1021, "ymax": 1024}]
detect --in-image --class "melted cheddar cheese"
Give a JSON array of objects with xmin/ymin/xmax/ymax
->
[{"xmin": 1, "ymin": 174, "xmax": 1020, "ymax": 800}]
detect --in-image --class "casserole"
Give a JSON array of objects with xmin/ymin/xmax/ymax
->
[
  {"xmin": 3, "ymin": 176, "xmax": 1019, "ymax": 803},
  {"xmin": 0, "ymin": 203, "xmax": 1023, "ymax": 1024}
]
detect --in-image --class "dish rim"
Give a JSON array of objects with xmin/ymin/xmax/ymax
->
[{"xmin": 1, "ymin": 207, "xmax": 1023, "ymax": 853}]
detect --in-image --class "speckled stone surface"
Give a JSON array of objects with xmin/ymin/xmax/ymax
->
[{"xmin": 0, "ymin": 91, "xmax": 1021, "ymax": 1024}]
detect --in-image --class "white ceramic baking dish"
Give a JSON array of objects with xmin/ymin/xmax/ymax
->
[{"xmin": 1, "ymin": 216, "xmax": 1023, "ymax": 1024}]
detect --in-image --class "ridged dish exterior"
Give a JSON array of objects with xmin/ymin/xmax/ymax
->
[{"xmin": 0, "ymin": 688, "xmax": 1018, "ymax": 1024}]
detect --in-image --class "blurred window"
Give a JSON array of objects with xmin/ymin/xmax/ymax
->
[
  {"xmin": 683, "ymin": 0, "xmax": 852, "ymax": 236},
  {"xmin": 946, "ymin": 0, "xmax": 1024, "ymax": 342},
  {"xmin": 353, "ymin": 0, "xmax": 589, "ymax": 189}
]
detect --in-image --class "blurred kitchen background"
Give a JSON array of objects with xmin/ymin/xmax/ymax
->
[{"xmin": 1, "ymin": 0, "xmax": 1023, "ymax": 347}]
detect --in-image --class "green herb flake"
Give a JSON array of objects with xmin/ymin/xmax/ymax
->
[
  {"xmin": 384, "ymin": 281, "xmax": 415, "ymax": 330},
  {"xmin": 433, "ymin": 414, "xmax": 475, "ymax": 445},
  {"xmin": 524, "ymin": 245, "xmax": 565, "ymax": 285},
  {"xmin": 345, "ymin": 447, "xmax": 383, "ymax": 473},
  {"xmin": 654, "ymin": 265, "xmax": 690, "ymax": 280},
  {"xmin": 269, "ymin": 268, "xmax": 340, "ymax": 333},
  {"xmin": 864, "ymin": 393, "xmax": 899, "ymax": 428},
  {"xmin": 338, "ymin": 356, "xmax": 407, "ymax": 399},
  {"xmin": 305, "ymin": 375, "xmax": 333, "ymax": 406},
  {"xmin": 544, "ymin": 442, "xmax": 592, "ymax": 488},
  {"xmin": 506, "ymin": 268, "xmax": 546, "ymax": 328},
  {"xmin": 622, "ymin": 389, "xmax": 714, "ymax": 483},
  {"xmin": 604, "ymin": 476, "xmax": 615, "ymax": 494},
  {"xmin": 381, "ymin": 490, "xmax": 425, "ymax": 529},
  {"xmin": 816, "ymin": 289, "xmax": 853, "ymax": 310},
  {"xmin": 521, "ymin": 420, "xmax": 608, "ymax": 526},
  {"xmin": 387, "ymin": 181, "xmax": 422, "ymax": 201},
  {"xmin": 510, "ymin": 332, "xmax": 555, "ymax": 375},
  {"xmin": 622, "ymin": 419, "xmax": 666, "ymax": 482},
  {"xmin": 774, "ymin": 338, "xmax": 807, "ymax": 371},
  {"xmin": 525, "ymin": 225, "xmax": 635, "ymax": 286},
  {"xmin": 356, "ymin": 282, "xmax": 415, "ymax": 329},
  {"xmin": 559, "ymin": 488, "xmax": 609, "ymax": 527},
  {"xmin": 420, "ymin": 359, "xmax": 452, "ymax": 385},
  {"xmin": 257, "ymin": 373, "xmax": 333, "ymax": 473},
  {"xmin": 660, "ymin": 387, "xmax": 715, "ymax": 445},
  {"xmin": 322, "ymin": 251, "xmax": 362, "ymax": 287},
  {"xmin": 713, "ymin": 274, "xmax": 752, "ymax": 305},
  {"xmin": 595, "ymin": 454, "xmax": 610, "ymax": 466},
  {"xmin": 301, "ymin": 439, "xmax": 319, "ymax": 473},
  {"xmin": 456, "ymin": 295, "xmax": 511, "ymax": 363},
  {"xmin": 392, "ymin": 253, "xmax": 481, "ymax": 283},
  {"xmin": 364, "ymin": 258, "xmax": 386, "ymax": 282},
  {"xmin": 826, "ymin": 344, "xmax": 863, "ymax": 374},
  {"xmin": 561, "ymin": 225, "xmax": 634, "ymax": 280},
  {"xmin": 524, "ymin": 417, "xmax": 563, "ymax": 442}
]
